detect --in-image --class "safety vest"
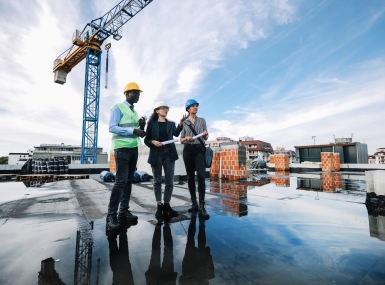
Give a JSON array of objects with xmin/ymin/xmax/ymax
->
[{"xmin": 111, "ymin": 103, "xmax": 141, "ymax": 150}]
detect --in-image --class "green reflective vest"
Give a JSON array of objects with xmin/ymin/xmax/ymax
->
[{"xmin": 111, "ymin": 103, "xmax": 141, "ymax": 150}]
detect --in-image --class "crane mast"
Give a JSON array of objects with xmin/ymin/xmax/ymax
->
[{"xmin": 53, "ymin": 0, "xmax": 153, "ymax": 164}]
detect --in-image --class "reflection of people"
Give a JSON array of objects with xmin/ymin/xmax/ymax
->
[
  {"xmin": 144, "ymin": 101, "xmax": 187, "ymax": 220},
  {"xmin": 180, "ymin": 99, "xmax": 210, "ymax": 219},
  {"xmin": 145, "ymin": 224, "xmax": 178, "ymax": 284},
  {"xmin": 180, "ymin": 216, "xmax": 215, "ymax": 284},
  {"xmin": 108, "ymin": 227, "xmax": 135, "ymax": 285},
  {"xmin": 107, "ymin": 82, "xmax": 146, "ymax": 231}
]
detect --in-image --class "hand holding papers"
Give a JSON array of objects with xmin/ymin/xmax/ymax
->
[
  {"xmin": 192, "ymin": 133, "xmax": 205, "ymax": 139},
  {"xmin": 161, "ymin": 139, "xmax": 179, "ymax": 145}
]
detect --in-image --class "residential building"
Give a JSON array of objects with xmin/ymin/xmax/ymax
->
[
  {"xmin": 8, "ymin": 150, "xmax": 33, "ymax": 165},
  {"xmin": 206, "ymin": 137, "xmax": 235, "ymax": 148},
  {"xmin": 238, "ymin": 138, "xmax": 273, "ymax": 162},
  {"xmin": 369, "ymin": 148, "xmax": 385, "ymax": 164},
  {"xmin": 32, "ymin": 143, "xmax": 108, "ymax": 164},
  {"xmin": 274, "ymin": 147, "xmax": 296, "ymax": 163}
]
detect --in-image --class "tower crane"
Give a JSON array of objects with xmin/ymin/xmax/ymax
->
[{"xmin": 53, "ymin": 0, "xmax": 154, "ymax": 164}]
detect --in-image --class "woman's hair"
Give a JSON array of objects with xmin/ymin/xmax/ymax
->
[{"xmin": 147, "ymin": 110, "xmax": 159, "ymax": 124}]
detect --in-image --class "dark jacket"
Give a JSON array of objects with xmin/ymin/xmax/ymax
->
[{"xmin": 144, "ymin": 120, "xmax": 183, "ymax": 165}]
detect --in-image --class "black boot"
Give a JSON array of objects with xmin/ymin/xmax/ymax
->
[
  {"xmin": 188, "ymin": 199, "xmax": 198, "ymax": 213},
  {"xmin": 118, "ymin": 209, "xmax": 138, "ymax": 224},
  {"xmin": 199, "ymin": 201, "xmax": 210, "ymax": 220},
  {"xmin": 106, "ymin": 214, "xmax": 120, "ymax": 231},
  {"xmin": 163, "ymin": 203, "xmax": 178, "ymax": 217},
  {"xmin": 155, "ymin": 203, "xmax": 163, "ymax": 220}
]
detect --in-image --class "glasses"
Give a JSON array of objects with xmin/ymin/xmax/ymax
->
[{"xmin": 159, "ymin": 106, "xmax": 169, "ymax": 110}]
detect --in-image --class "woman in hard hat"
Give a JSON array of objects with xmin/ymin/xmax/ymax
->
[
  {"xmin": 180, "ymin": 99, "xmax": 210, "ymax": 219},
  {"xmin": 144, "ymin": 101, "xmax": 188, "ymax": 220}
]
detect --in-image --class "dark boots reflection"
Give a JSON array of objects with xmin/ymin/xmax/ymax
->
[
  {"xmin": 145, "ymin": 224, "xmax": 178, "ymax": 284},
  {"xmin": 107, "ymin": 225, "xmax": 135, "ymax": 285},
  {"xmin": 180, "ymin": 215, "xmax": 215, "ymax": 284}
]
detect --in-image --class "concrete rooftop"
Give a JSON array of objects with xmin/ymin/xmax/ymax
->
[{"xmin": 0, "ymin": 172, "xmax": 384, "ymax": 284}]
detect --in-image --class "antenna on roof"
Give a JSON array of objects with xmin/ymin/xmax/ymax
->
[{"xmin": 312, "ymin": 136, "xmax": 316, "ymax": 145}]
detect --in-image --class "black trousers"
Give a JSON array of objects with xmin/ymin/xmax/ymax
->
[{"xmin": 182, "ymin": 144, "xmax": 206, "ymax": 202}]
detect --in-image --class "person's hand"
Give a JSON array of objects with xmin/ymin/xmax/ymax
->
[
  {"xmin": 139, "ymin": 117, "xmax": 146, "ymax": 130},
  {"xmin": 133, "ymin": 129, "xmax": 146, "ymax": 138},
  {"xmin": 151, "ymin": 140, "xmax": 163, "ymax": 147},
  {"xmin": 186, "ymin": 136, "xmax": 194, "ymax": 142},
  {"xmin": 203, "ymin": 131, "xmax": 209, "ymax": 140},
  {"xmin": 179, "ymin": 113, "xmax": 189, "ymax": 126}
]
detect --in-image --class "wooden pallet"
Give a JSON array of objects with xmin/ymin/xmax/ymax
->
[
  {"xmin": 15, "ymin": 174, "xmax": 54, "ymax": 182},
  {"xmin": 0, "ymin": 174, "xmax": 16, "ymax": 182},
  {"xmin": 53, "ymin": 174, "xmax": 90, "ymax": 181}
]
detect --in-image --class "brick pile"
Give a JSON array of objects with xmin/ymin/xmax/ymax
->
[
  {"xmin": 333, "ymin": 153, "xmax": 341, "ymax": 172},
  {"xmin": 209, "ymin": 144, "xmax": 247, "ymax": 181},
  {"xmin": 321, "ymin": 152, "xmax": 334, "ymax": 172},
  {"xmin": 270, "ymin": 154, "xmax": 289, "ymax": 171},
  {"xmin": 109, "ymin": 151, "xmax": 116, "ymax": 173}
]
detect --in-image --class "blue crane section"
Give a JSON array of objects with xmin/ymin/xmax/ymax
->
[{"xmin": 53, "ymin": 0, "xmax": 154, "ymax": 164}]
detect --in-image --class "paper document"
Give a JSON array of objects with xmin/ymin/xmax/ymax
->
[
  {"xmin": 193, "ymin": 133, "xmax": 205, "ymax": 139},
  {"xmin": 161, "ymin": 139, "xmax": 179, "ymax": 145}
]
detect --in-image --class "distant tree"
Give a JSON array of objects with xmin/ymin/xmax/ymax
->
[{"xmin": 0, "ymin": 156, "xmax": 8, "ymax": 164}]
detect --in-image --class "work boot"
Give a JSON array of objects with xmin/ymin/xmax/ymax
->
[
  {"xmin": 199, "ymin": 201, "xmax": 210, "ymax": 220},
  {"xmin": 106, "ymin": 214, "xmax": 120, "ymax": 231},
  {"xmin": 163, "ymin": 203, "xmax": 178, "ymax": 217},
  {"xmin": 118, "ymin": 209, "xmax": 138, "ymax": 224},
  {"xmin": 155, "ymin": 203, "xmax": 163, "ymax": 220},
  {"xmin": 187, "ymin": 199, "xmax": 198, "ymax": 213}
]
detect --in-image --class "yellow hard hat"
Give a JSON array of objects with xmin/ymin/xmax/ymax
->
[{"xmin": 123, "ymin": 82, "xmax": 143, "ymax": 94}]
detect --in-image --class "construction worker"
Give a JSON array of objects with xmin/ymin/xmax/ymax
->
[
  {"xmin": 106, "ymin": 82, "xmax": 146, "ymax": 231},
  {"xmin": 180, "ymin": 99, "xmax": 210, "ymax": 219}
]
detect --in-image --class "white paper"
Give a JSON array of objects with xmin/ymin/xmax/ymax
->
[
  {"xmin": 192, "ymin": 133, "xmax": 205, "ymax": 139},
  {"xmin": 161, "ymin": 139, "xmax": 179, "ymax": 145}
]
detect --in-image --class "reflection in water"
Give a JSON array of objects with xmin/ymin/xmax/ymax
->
[
  {"xmin": 108, "ymin": 226, "xmax": 135, "ymax": 285},
  {"xmin": 38, "ymin": 222, "xmax": 95, "ymax": 285},
  {"xmin": 366, "ymin": 196, "xmax": 385, "ymax": 242},
  {"xmin": 297, "ymin": 173, "xmax": 364, "ymax": 192},
  {"xmin": 145, "ymin": 223, "xmax": 177, "ymax": 284},
  {"xmin": 270, "ymin": 171, "xmax": 290, "ymax": 187},
  {"xmin": 74, "ymin": 222, "xmax": 94, "ymax": 285},
  {"xmin": 180, "ymin": 216, "xmax": 215, "ymax": 284},
  {"xmin": 38, "ymin": 257, "xmax": 66, "ymax": 285}
]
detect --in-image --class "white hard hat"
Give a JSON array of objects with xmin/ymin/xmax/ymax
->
[{"xmin": 154, "ymin": 101, "xmax": 169, "ymax": 110}]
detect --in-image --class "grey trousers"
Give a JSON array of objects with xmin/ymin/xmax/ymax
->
[{"xmin": 151, "ymin": 147, "xmax": 175, "ymax": 203}]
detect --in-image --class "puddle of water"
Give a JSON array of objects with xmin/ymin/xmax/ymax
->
[{"xmin": 0, "ymin": 173, "xmax": 385, "ymax": 284}]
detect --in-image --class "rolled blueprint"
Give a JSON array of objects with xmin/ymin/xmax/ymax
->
[{"xmin": 161, "ymin": 139, "xmax": 179, "ymax": 145}]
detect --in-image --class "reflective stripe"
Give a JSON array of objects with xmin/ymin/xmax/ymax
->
[
  {"xmin": 112, "ymin": 135, "xmax": 138, "ymax": 140},
  {"xmin": 119, "ymin": 123, "xmax": 137, "ymax": 127}
]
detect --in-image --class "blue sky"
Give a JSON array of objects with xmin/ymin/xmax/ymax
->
[{"xmin": 0, "ymin": 0, "xmax": 384, "ymax": 157}]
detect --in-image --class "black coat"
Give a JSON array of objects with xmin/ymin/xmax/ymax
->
[{"xmin": 144, "ymin": 120, "xmax": 183, "ymax": 165}]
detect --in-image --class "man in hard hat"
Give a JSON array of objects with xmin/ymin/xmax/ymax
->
[{"xmin": 107, "ymin": 82, "xmax": 146, "ymax": 231}]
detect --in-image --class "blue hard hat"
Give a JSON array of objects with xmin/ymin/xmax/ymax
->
[{"xmin": 185, "ymin": 99, "xmax": 199, "ymax": 111}]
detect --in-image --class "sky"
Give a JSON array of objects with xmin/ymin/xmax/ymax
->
[{"xmin": 0, "ymin": 0, "xmax": 384, "ymax": 157}]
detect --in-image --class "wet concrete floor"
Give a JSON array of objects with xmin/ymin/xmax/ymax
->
[{"xmin": 0, "ymin": 172, "xmax": 384, "ymax": 284}]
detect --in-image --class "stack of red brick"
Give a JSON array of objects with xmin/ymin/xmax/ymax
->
[
  {"xmin": 321, "ymin": 152, "xmax": 340, "ymax": 172},
  {"xmin": 209, "ymin": 146, "xmax": 247, "ymax": 180},
  {"xmin": 109, "ymin": 151, "xmax": 116, "ymax": 173},
  {"xmin": 269, "ymin": 154, "xmax": 289, "ymax": 171}
]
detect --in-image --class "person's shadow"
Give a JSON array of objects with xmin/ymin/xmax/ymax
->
[
  {"xmin": 179, "ymin": 215, "xmax": 215, "ymax": 284},
  {"xmin": 145, "ymin": 222, "xmax": 178, "ymax": 284},
  {"xmin": 107, "ymin": 225, "xmax": 135, "ymax": 285}
]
